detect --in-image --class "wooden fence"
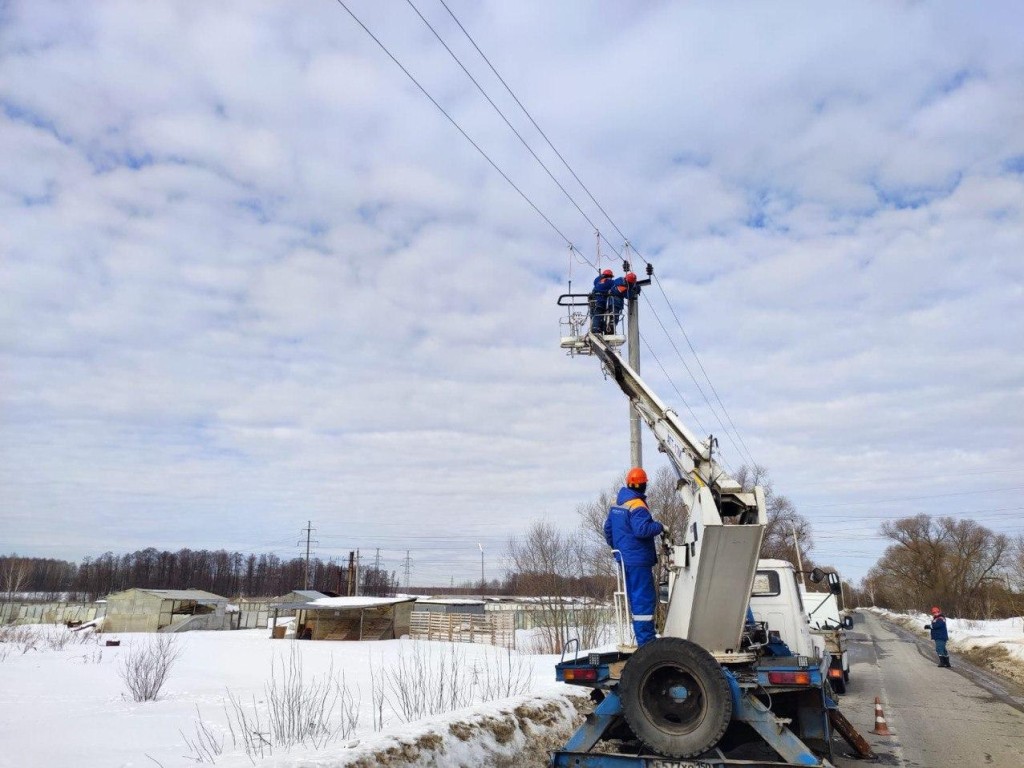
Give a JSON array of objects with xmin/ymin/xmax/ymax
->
[{"xmin": 409, "ymin": 611, "xmax": 515, "ymax": 648}]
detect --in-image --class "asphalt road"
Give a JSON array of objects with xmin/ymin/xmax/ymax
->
[{"xmin": 831, "ymin": 610, "xmax": 1024, "ymax": 768}]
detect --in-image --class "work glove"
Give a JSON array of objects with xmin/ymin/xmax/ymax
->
[{"xmin": 923, "ymin": 623, "xmax": 930, "ymax": 630}]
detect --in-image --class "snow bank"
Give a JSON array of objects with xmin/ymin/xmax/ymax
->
[
  {"xmin": 868, "ymin": 608, "xmax": 1024, "ymax": 668},
  {"xmin": 216, "ymin": 694, "xmax": 585, "ymax": 768}
]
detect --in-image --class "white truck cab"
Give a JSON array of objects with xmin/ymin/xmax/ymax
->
[{"xmin": 747, "ymin": 558, "xmax": 818, "ymax": 659}]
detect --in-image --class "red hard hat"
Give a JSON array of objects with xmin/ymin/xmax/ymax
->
[
  {"xmin": 601, "ymin": 269, "xmax": 613, "ymax": 277},
  {"xmin": 625, "ymin": 272, "xmax": 637, "ymax": 284},
  {"xmin": 930, "ymin": 606, "xmax": 941, "ymax": 615},
  {"xmin": 626, "ymin": 467, "xmax": 648, "ymax": 487}
]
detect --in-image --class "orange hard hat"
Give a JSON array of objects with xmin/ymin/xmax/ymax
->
[
  {"xmin": 930, "ymin": 606, "xmax": 942, "ymax": 615},
  {"xmin": 601, "ymin": 269, "xmax": 613, "ymax": 277},
  {"xmin": 625, "ymin": 272, "xmax": 637, "ymax": 284},
  {"xmin": 626, "ymin": 467, "xmax": 648, "ymax": 487}
]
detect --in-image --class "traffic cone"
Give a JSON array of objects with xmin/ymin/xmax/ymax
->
[{"xmin": 871, "ymin": 696, "xmax": 892, "ymax": 736}]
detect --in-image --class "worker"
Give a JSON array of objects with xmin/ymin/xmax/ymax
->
[
  {"xmin": 606, "ymin": 272, "xmax": 638, "ymax": 333},
  {"xmin": 924, "ymin": 606, "xmax": 951, "ymax": 667},
  {"xmin": 589, "ymin": 269, "xmax": 615, "ymax": 333},
  {"xmin": 604, "ymin": 467, "xmax": 664, "ymax": 646}
]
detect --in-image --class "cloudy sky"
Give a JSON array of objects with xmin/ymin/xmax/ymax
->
[{"xmin": 2, "ymin": 0, "xmax": 1022, "ymax": 586}]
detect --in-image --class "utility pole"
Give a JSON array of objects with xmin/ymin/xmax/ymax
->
[
  {"xmin": 297, "ymin": 521, "xmax": 318, "ymax": 590},
  {"xmin": 625, "ymin": 259, "xmax": 654, "ymax": 469},
  {"xmin": 346, "ymin": 551, "xmax": 355, "ymax": 596},
  {"xmin": 791, "ymin": 524, "xmax": 806, "ymax": 587},
  {"xmin": 478, "ymin": 543, "xmax": 485, "ymax": 601},
  {"xmin": 355, "ymin": 550, "xmax": 361, "ymax": 596},
  {"xmin": 402, "ymin": 550, "xmax": 412, "ymax": 591}
]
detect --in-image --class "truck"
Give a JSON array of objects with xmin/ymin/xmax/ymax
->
[
  {"xmin": 550, "ymin": 306, "xmax": 872, "ymax": 767},
  {"xmin": 797, "ymin": 573, "xmax": 853, "ymax": 694}
]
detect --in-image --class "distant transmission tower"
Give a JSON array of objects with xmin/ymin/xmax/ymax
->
[
  {"xmin": 402, "ymin": 550, "xmax": 413, "ymax": 590},
  {"xmin": 297, "ymin": 520, "xmax": 319, "ymax": 590}
]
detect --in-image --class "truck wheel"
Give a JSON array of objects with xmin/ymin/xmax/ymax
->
[
  {"xmin": 831, "ymin": 675, "xmax": 847, "ymax": 695},
  {"xmin": 619, "ymin": 637, "xmax": 732, "ymax": 758}
]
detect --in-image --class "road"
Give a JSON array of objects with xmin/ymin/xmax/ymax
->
[{"xmin": 831, "ymin": 610, "xmax": 1024, "ymax": 768}]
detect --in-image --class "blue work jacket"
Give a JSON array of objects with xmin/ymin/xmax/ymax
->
[
  {"xmin": 604, "ymin": 487, "xmax": 664, "ymax": 567},
  {"xmin": 928, "ymin": 614, "xmax": 948, "ymax": 641}
]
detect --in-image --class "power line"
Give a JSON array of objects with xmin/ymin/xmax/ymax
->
[
  {"xmin": 436, "ymin": 0, "xmax": 629, "ymax": 259},
  {"xmin": 649, "ymin": 273, "xmax": 757, "ymax": 466},
  {"xmin": 342, "ymin": 0, "xmax": 757, "ymax": 465},
  {"xmin": 800, "ymin": 486, "xmax": 1024, "ymax": 510},
  {"xmin": 330, "ymin": 0, "xmax": 590, "ymax": 265},
  {"xmin": 403, "ymin": 0, "xmax": 612, "ymax": 247}
]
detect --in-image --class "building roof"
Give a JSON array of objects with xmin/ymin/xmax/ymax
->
[
  {"xmin": 112, "ymin": 588, "xmax": 228, "ymax": 603},
  {"xmin": 289, "ymin": 590, "xmax": 331, "ymax": 600},
  {"xmin": 275, "ymin": 596, "xmax": 417, "ymax": 611},
  {"xmin": 415, "ymin": 597, "xmax": 486, "ymax": 606}
]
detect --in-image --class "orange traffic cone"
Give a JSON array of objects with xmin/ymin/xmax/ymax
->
[{"xmin": 871, "ymin": 696, "xmax": 892, "ymax": 736}]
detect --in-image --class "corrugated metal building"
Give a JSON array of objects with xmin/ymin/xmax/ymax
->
[
  {"xmin": 103, "ymin": 588, "xmax": 229, "ymax": 633},
  {"xmin": 271, "ymin": 596, "xmax": 417, "ymax": 641}
]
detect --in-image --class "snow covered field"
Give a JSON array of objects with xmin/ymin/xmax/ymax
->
[{"xmin": 0, "ymin": 625, "xmax": 585, "ymax": 768}]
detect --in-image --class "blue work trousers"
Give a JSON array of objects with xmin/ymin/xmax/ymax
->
[
  {"xmin": 934, "ymin": 639, "xmax": 947, "ymax": 657},
  {"xmin": 625, "ymin": 565, "xmax": 657, "ymax": 646}
]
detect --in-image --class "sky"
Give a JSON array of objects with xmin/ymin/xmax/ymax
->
[{"xmin": 2, "ymin": 0, "xmax": 1022, "ymax": 587}]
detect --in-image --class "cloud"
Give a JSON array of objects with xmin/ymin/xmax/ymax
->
[{"xmin": 1, "ymin": 0, "xmax": 1022, "ymax": 584}]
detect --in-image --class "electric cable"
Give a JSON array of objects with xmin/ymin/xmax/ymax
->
[
  {"xmin": 641, "ymin": 294, "xmax": 753, "ymax": 468},
  {"xmin": 331, "ymin": 0, "xmax": 597, "ymax": 269},
  {"xmin": 403, "ymin": 0, "xmax": 614, "ymax": 250},
  {"xmin": 433, "ymin": 0, "xmax": 757, "ymax": 463},
  {"xmin": 436, "ymin": 0, "xmax": 631, "ymax": 260}
]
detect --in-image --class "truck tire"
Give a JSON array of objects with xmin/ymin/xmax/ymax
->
[
  {"xmin": 831, "ymin": 674, "xmax": 847, "ymax": 695},
  {"xmin": 619, "ymin": 637, "xmax": 732, "ymax": 758}
]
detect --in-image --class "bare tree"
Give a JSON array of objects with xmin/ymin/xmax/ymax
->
[
  {"xmin": 505, "ymin": 520, "xmax": 611, "ymax": 653},
  {"xmin": 578, "ymin": 467, "xmax": 689, "ymax": 564},
  {"xmin": 2, "ymin": 556, "xmax": 31, "ymax": 604},
  {"xmin": 734, "ymin": 464, "xmax": 813, "ymax": 564},
  {"xmin": 119, "ymin": 635, "xmax": 181, "ymax": 702},
  {"xmin": 869, "ymin": 514, "xmax": 1010, "ymax": 618}
]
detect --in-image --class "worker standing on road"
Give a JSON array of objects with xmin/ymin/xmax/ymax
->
[
  {"xmin": 604, "ymin": 467, "xmax": 664, "ymax": 646},
  {"xmin": 606, "ymin": 272, "xmax": 639, "ymax": 333},
  {"xmin": 925, "ymin": 606, "xmax": 951, "ymax": 667},
  {"xmin": 589, "ymin": 269, "xmax": 615, "ymax": 333}
]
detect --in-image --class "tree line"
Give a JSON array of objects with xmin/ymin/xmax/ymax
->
[
  {"xmin": 853, "ymin": 514, "xmax": 1023, "ymax": 619},
  {"xmin": 0, "ymin": 549, "xmax": 400, "ymax": 602}
]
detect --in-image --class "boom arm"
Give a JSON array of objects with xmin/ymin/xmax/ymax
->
[
  {"xmin": 586, "ymin": 330, "xmax": 767, "ymax": 657},
  {"xmin": 586, "ymin": 331, "xmax": 758, "ymax": 521}
]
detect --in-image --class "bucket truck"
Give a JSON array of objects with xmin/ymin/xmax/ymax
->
[{"xmin": 550, "ymin": 302, "xmax": 872, "ymax": 767}]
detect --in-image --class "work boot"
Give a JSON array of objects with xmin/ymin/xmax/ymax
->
[{"xmin": 940, "ymin": 655, "xmax": 951, "ymax": 668}]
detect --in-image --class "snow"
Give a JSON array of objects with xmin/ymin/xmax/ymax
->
[
  {"xmin": 0, "ymin": 625, "xmax": 585, "ymax": 768},
  {"xmin": 868, "ymin": 608, "xmax": 1024, "ymax": 664}
]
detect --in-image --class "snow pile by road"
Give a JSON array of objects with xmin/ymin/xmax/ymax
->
[{"xmin": 868, "ymin": 608, "xmax": 1024, "ymax": 672}]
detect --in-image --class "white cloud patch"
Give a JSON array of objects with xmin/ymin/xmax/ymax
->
[{"xmin": 2, "ymin": 0, "xmax": 1022, "ymax": 583}]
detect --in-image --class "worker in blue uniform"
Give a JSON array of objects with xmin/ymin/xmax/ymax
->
[
  {"xmin": 589, "ymin": 269, "xmax": 615, "ymax": 333},
  {"xmin": 606, "ymin": 271, "xmax": 638, "ymax": 333},
  {"xmin": 604, "ymin": 467, "xmax": 664, "ymax": 646},
  {"xmin": 925, "ymin": 606, "xmax": 951, "ymax": 667}
]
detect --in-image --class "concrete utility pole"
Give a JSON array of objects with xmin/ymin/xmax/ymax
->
[
  {"xmin": 297, "ymin": 521, "xmax": 318, "ymax": 590},
  {"xmin": 346, "ymin": 551, "xmax": 356, "ymax": 596},
  {"xmin": 626, "ymin": 260, "xmax": 654, "ymax": 469},
  {"xmin": 791, "ymin": 524, "xmax": 806, "ymax": 587},
  {"xmin": 478, "ymin": 543, "xmax": 485, "ymax": 601}
]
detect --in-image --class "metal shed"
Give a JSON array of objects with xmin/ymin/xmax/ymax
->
[
  {"xmin": 414, "ymin": 597, "xmax": 486, "ymax": 615},
  {"xmin": 103, "ymin": 588, "xmax": 229, "ymax": 633},
  {"xmin": 271, "ymin": 596, "xmax": 417, "ymax": 641}
]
